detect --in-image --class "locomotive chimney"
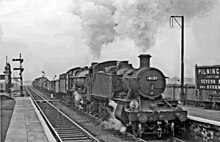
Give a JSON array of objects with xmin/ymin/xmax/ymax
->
[{"xmin": 138, "ymin": 54, "xmax": 151, "ymax": 68}]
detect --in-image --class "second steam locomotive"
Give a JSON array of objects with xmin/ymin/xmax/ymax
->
[{"xmin": 33, "ymin": 54, "xmax": 187, "ymax": 137}]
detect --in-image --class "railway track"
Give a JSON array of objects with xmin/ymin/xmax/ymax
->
[
  {"xmin": 26, "ymin": 86, "xmax": 101, "ymax": 142},
  {"xmin": 170, "ymin": 137, "xmax": 186, "ymax": 142},
  {"xmin": 27, "ymin": 86, "xmax": 187, "ymax": 142}
]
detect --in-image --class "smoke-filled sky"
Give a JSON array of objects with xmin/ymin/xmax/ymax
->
[{"xmin": 1, "ymin": 0, "xmax": 220, "ymax": 81}]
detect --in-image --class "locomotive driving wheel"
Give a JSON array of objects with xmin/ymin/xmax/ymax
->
[{"xmin": 131, "ymin": 122, "xmax": 142, "ymax": 137}]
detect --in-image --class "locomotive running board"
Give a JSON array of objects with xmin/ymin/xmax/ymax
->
[{"xmin": 112, "ymin": 98, "xmax": 131, "ymax": 105}]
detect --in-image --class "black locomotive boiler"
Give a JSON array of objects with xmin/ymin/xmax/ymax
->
[
  {"xmin": 87, "ymin": 54, "xmax": 187, "ymax": 137},
  {"xmin": 33, "ymin": 54, "xmax": 187, "ymax": 138}
]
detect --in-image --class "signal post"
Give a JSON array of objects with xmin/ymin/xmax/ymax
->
[{"xmin": 12, "ymin": 53, "xmax": 24, "ymax": 96}]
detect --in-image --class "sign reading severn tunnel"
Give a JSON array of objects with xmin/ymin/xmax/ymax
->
[{"xmin": 195, "ymin": 65, "xmax": 220, "ymax": 91}]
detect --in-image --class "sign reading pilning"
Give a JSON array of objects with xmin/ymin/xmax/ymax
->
[{"xmin": 195, "ymin": 65, "xmax": 220, "ymax": 90}]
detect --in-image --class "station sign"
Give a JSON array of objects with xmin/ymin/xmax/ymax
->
[{"xmin": 195, "ymin": 65, "xmax": 220, "ymax": 91}]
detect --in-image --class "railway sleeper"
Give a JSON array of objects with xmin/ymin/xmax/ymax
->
[
  {"xmin": 57, "ymin": 131, "xmax": 82, "ymax": 134},
  {"xmin": 57, "ymin": 130, "xmax": 83, "ymax": 133},
  {"xmin": 61, "ymin": 136, "xmax": 90, "ymax": 140},
  {"xmin": 59, "ymin": 134, "xmax": 87, "ymax": 138}
]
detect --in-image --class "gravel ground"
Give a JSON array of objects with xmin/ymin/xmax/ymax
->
[
  {"xmin": 52, "ymin": 102, "xmax": 136, "ymax": 142},
  {"xmin": 31, "ymin": 87, "xmax": 137, "ymax": 142}
]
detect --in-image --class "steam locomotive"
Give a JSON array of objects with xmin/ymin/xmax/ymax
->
[{"xmin": 32, "ymin": 54, "xmax": 187, "ymax": 137}]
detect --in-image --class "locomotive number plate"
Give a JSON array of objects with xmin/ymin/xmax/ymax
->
[{"xmin": 146, "ymin": 76, "xmax": 158, "ymax": 81}]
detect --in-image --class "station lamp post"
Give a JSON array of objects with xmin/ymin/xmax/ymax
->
[{"xmin": 169, "ymin": 16, "xmax": 185, "ymax": 105}]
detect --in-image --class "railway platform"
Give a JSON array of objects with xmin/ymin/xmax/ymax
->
[
  {"xmin": 183, "ymin": 105, "xmax": 220, "ymax": 126},
  {"xmin": 5, "ymin": 96, "xmax": 56, "ymax": 142}
]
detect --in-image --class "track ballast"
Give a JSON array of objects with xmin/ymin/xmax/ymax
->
[{"xmin": 26, "ymin": 86, "xmax": 101, "ymax": 142}]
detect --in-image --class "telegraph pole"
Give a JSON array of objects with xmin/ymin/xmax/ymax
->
[
  {"xmin": 12, "ymin": 53, "xmax": 24, "ymax": 96},
  {"xmin": 169, "ymin": 16, "xmax": 185, "ymax": 105}
]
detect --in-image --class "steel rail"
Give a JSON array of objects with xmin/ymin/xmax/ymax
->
[
  {"xmin": 28, "ymin": 86, "xmax": 101, "ymax": 142},
  {"xmin": 26, "ymin": 87, "xmax": 63, "ymax": 142}
]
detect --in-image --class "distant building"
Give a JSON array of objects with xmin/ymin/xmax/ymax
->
[
  {"xmin": 1, "ymin": 63, "xmax": 12, "ymax": 93},
  {"xmin": 0, "ymin": 74, "xmax": 5, "ymax": 92},
  {"xmin": 23, "ymin": 81, "xmax": 32, "ymax": 86}
]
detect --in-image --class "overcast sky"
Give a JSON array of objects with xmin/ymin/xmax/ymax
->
[{"xmin": 1, "ymin": 0, "xmax": 220, "ymax": 81}]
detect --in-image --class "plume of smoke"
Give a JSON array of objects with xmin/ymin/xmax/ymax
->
[
  {"xmin": 86, "ymin": 0, "xmax": 116, "ymax": 13},
  {"xmin": 79, "ymin": 1, "xmax": 116, "ymax": 58},
  {"xmin": 73, "ymin": 0, "xmax": 217, "ymax": 58},
  {"xmin": 101, "ymin": 100, "xmax": 126, "ymax": 133},
  {"xmin": 113, "ymin": 0, "xmax": 170, "ymax": 51},
  {"xmin": 169, "ymin": 0, "xmax": 217, "ymax": 18},
  {"xmin": 73, "ymin": 90, "xmax": 83, "ymax": 109},
  {"xmin": 113, "ymin": 0, "xmax": 217, "ymax": 51}
]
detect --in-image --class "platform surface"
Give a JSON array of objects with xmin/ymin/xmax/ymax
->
[
  {"xmin": 5, "ymin": 97, "xmax": 55, "ymax": 142},
  {"xmin": 183, "ymin": 106, "xmax": 220, "ymax": 125},
  {"xmin": 0, "ymin": 93, "xmax": 15, "ymax": 142}
]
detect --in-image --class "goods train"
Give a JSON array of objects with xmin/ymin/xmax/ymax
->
[{"xmin": 32, "ymin": 54, "xmax": 187, "ymax": 137}]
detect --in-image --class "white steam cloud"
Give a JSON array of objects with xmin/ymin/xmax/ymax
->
[
  {"xmin": 79, "ymin": 1, "xmax": 116, "ymax": 58},
  {"xmin": 73, "ymin": 0, "xmax": 217, "ymax": 58},
  {"xmin": 1, "ymin": 0, "xmax": 219, "ymax": 80},
  {"xmin": 101, "ymin": 100, "xmax": 126, "ymax": 133}
]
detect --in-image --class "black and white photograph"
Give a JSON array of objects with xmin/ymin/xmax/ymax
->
[{"xmin": 1, "ymin": 0, "xmax": 220, "ymax": 142}]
